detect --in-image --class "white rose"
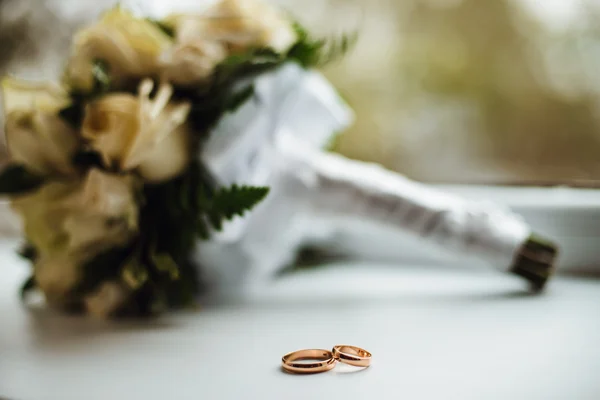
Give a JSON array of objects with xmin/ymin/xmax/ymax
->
[
  {"xmin": 167, "ymin": 0, "xmax": 297, "ymax": 55},
  {"xmin": 81, "ymin": 79, "xmax": 192, "ymax": 183},
  {"xmin": 84, "ymin": 281, "xmax": 130, "ymax": 319},
  {"xmin": 65, "ymin": 7, "xmax": 173, "ymax": 91}
]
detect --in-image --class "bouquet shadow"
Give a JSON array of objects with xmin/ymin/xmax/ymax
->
[
  {"xmin": 24, "ymin": 305, "xmax": 178, "ymax": 350},
  {"xmin": 20, "ymin": 267, "xmax": 543, "ymax": 355}
]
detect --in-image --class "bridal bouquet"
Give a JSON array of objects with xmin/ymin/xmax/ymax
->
[{"xmin": 0, "ymin": 1, "xmax": 353, "ymax": 317}]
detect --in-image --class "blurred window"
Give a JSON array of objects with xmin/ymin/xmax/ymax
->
[
  {"xmin": 307, "ymin": 0, "xmax": 600, "ymax": 185},
  {"xmin": 3, "ymin": 0, "xmax": 600, "ymax": 186}
]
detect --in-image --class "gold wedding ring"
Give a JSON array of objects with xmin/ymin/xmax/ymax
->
[
  {"xmin": 281, "ymin": 349, "xmax": 337, "ymax": 374},
  {"xmin": 332, "ymin": 345, "xmax": 372, "ymax": 368}
]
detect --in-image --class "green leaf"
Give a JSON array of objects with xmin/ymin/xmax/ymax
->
[
  {"xmin": 177, "ymin": 171, "xmax": 192, "ymax": 214},
  {"xmin": 287, "ymin": 22, "xmax": 358, "ymax": 68},
  {"xmin": 324, "ymin": 131, "xmax": 344, "ymax": 152},
  {"xmin": 224, "ymin": 84, "xmax": 255, "ymax": 113},
  {"xmin": 121, "ymin": 257, "xmax": 149, "ymax": 290},
  {"xmin": 196, "ymin": 217, "xmax": 211, "ymax": 240},
  {"xmin": 208, "ymin": 212, "xmax": 223, "ymax": 231},
  {"xmin": 59, "ymin": 59, "xmax": 111, "ymax": 129},
  {"xmin": 20, "ymin": 276, "xmax": 36, "ymax": 301},
  {"xmin": 17, "ymin": 243, "xmax": 38, "ymax": 262},
  {"xmin": 178, "ymin": 50, "xmax": 278, "ymax": 135},
  {"xmin": 73, "ymin": 246, "xmax": 132, "ymax": 297},
  {"xmin": 146, "ymin": 18, "xmax": 175, "ymax": 38},
  {"xmin": 150, "ymin": 252, "xmax": 181, "ymax": 281},
  {"xmin": 0, "ymin": 164, "xmax": 44, "ymax": 195},
  {"xmin": 149, "ymin": 287, "xmax": 169, "ymax": 314},
  {"xmin": 216, "ymin": 49, "xmax": 283, "ymax": 84},
  {"xmin": 143, "ymin": 222, "xmax": 182, "ymax": 282},
  {"xmin": 204, "ymin": 184, "xmax": 269, "ymax": 232}
]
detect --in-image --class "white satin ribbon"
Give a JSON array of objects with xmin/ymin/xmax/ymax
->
[{"xmin": 195, "ymin": 63, "xmax": 531, "ymax": 292}]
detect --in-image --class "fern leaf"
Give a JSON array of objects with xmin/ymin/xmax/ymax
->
[
  {"xmin": 212, "ymin": 184, "xmax": 269, "ymax": 220},
  {"xmin": 288, "ymin": 23, "xmax": 358, "ymax": 68},
  {"xmin": 199, "ymin": 184, "xmax": 269, "ymax": 234}
]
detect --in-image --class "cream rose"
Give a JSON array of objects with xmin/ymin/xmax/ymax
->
[
  {"xmin": 160, "ymin": 39, "xmax": 228, "ymax": 86},
  {"xmin": 166, "ymin": 0, "xmax": 297, "ymax": 55},
  {"xmin": 81, "ymin": 79, "xmax": 192, "ymax": 183},
  {"xmin": 12, "ymin": 169, "xmax": 139, "ymax": 306},
  {"xmin": 65, "ymin": 7, "xmax": 173, "ymax": 92},
  {"xmin": 4, "ymin": 110, "xmax": 79, "ymax": 177},
  {"xmin": 12, "ymin": 169, "xmax": 139, "ymax": 258},
  {"xmin": 34, "ymin": 254, "xmax": 83, "ymax": 306},
  {"xmin": 1, "ymin": 77, "xmax": 70, "ymax": 115},
  {"xmin": 84, "ymin": 281, "xmax": 130, "ymax": 318},
  {"xmin": 2, "ymin": 78, "xmax": 78, "ymax": 177},
  {"xmin": 59, "ymin": 169, "xmax": 139, "ymax": 253}
]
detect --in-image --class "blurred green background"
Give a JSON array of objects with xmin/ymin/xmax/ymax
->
[
  {"xmin": 3, "ymin": 0, "xmax": 600, "ymax": 184},
  {"xmin": 316, "ymin": 0, "xmax": 600, "ymax": 184}
]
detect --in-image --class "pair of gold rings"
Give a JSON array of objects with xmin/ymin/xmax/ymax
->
[{"xmin": 281, "ymin": 345, "xmax": 372, "ymax": 374}]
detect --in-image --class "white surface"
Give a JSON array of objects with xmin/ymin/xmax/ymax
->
[{"xmin": 2, "ymin": 240, "xmax": 600, "ymax": 400}]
